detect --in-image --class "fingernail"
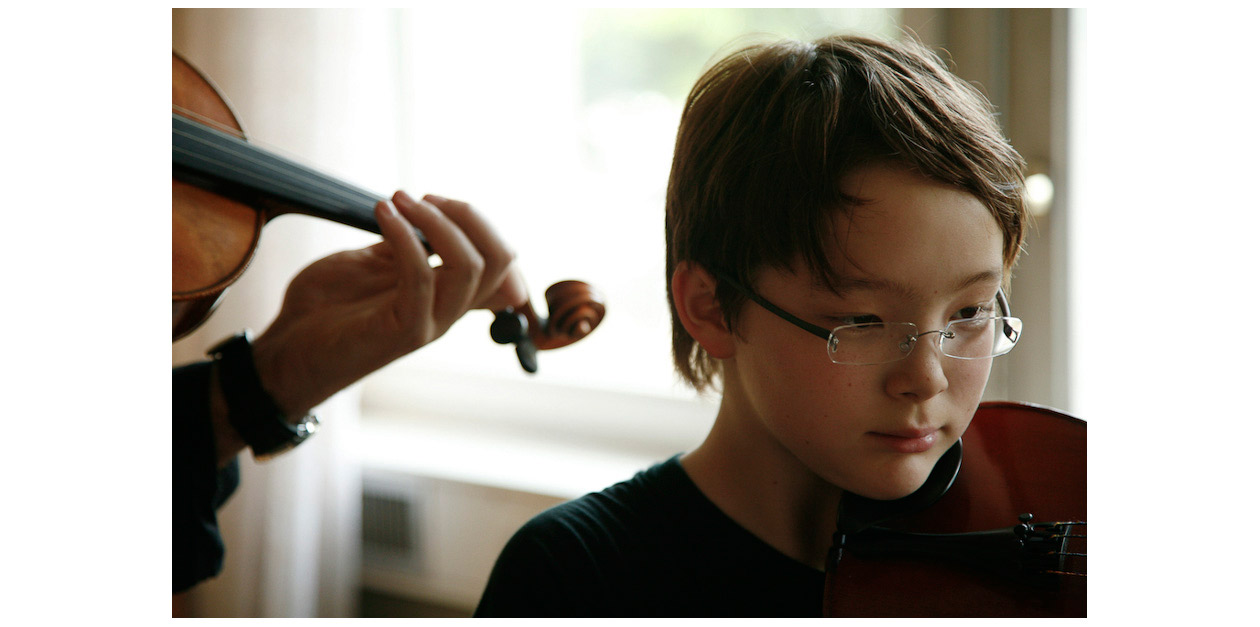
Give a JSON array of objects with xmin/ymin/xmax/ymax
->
[
  {"xmin": 424, "ymin": 193, "xmax": 446, "ymax": 203},
  {"xmin": 376, "ymin": 200, "xmax": 399, "ymax": 219}
]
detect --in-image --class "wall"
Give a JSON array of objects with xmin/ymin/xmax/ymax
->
[{"xmin": 904, "ymin": 8, "xmax": 1075, "ymax": 412}]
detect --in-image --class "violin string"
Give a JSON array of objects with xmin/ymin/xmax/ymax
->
[
  {"xmin": 173, "ymin": 121, "xmax": 374, "ymax": 208},
  {"xmin": 1047, "ymin": 521, "xmax": 1086, "ymax": 579},
  {"xmin": 1043, "ymin": 550, "xmax": 1087, "ymax": 559},
  {"xmin": 172, "ymin": 140, "xmax": 371, "ymax": 213},
  {"xmin": 173, "ymin": 108, "xmax": 381, "ymax": 211},
  {"xmin": 1046, "ymin": 533, "xmax": 1087, "ymax": 540},
  {"xmin": 174, "ymin": 118, "xmax": 381, "ymax": 213},
  {"xmin": 172, "ymin": 105, "xmax": 245, "ymax": 139}
]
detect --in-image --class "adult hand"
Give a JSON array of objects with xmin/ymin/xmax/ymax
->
[{"xmin": 248, "ymin": 191, "xmax": 527, "ymax": 420}]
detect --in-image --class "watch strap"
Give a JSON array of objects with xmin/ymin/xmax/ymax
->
[{"xmin": 208, "ymin": 332, "xmax": 318, "ymax": 459}]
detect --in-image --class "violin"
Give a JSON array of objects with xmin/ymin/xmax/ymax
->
[
  {"xmin": 172, "ymin": 51, "xmax": 604, "ymax": 371},
  {"xmin": 823, "ymin": 401, "xmax": 1086, "ymax": 617}
]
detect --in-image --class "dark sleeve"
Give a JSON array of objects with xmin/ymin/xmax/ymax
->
[
  {"xmin": 172, "ymin": 361, "xmax": 241, "ymax": 593},
  {"xmin": 474, "ymin": 513, "xmax": 606, "ymax": 617}
]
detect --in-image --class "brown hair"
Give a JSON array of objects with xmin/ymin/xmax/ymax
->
[{"xmin": 665, "ymin": 34, "xmax": 1029, "ymax": 392}]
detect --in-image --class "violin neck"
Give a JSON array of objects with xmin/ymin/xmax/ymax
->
[{"xmin": 172, "ymin": 112, "xmax": 382, "ymax": 234}]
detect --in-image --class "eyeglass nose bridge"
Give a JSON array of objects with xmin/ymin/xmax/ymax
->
[{"xmin": 897, "ymin": 327, "xmax": 955, "ymax": 355}]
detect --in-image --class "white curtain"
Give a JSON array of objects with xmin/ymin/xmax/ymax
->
[{"xmin": 172, "ymin": 8, "xmax": 402, "ymax": 617}]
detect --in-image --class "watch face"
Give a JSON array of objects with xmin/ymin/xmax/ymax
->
[
  {"xmin": 253, "ymin": 415, "xmax": 319, "ymax": 461},
  {"xmin": 295, "ymin": 414, "xmax": 320, "ymax": 438}
]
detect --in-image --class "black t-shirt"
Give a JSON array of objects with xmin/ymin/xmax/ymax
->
[
  {"xmin": 172, "ymin": 361, "xmax": 240, "ymax": 593},
  {"xmin": 474, "ymin": 455, "xmax": 824, "ymax": 617}
]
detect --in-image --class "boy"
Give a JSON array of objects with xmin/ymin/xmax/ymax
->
[{"xmin": 475, "ymin": 34, "xmax": 1028, "ymax": 617}]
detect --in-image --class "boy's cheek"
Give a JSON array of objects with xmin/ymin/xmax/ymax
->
[{"xmin": 954, "ymin": 360, "xmax": 996, "ymax": 400}]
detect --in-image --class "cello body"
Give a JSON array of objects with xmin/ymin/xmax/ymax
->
[{"xmin": 823, "ymin": 401, "xmax": 1086, "ymax": 617}]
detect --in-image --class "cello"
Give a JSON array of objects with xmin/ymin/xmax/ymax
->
[
  {"xmin": 823, "ymin": 401, "xmax": 1087, "ymax": 617},
  {"xmin": 172, "ymin": 51, "xmax": 604, "ymax": 370}
]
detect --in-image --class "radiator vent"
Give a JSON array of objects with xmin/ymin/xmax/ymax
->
[{"xmin": 362, "ymin": 491, "xmax": 415, "ymax": 554}]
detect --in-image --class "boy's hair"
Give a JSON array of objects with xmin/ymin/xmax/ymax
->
[{"xmin": 665, "ymin": 34, "xmax": 1029, "ymax": 392}]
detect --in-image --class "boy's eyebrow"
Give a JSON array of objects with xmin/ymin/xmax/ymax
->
[{"xmin": 829, "ymin": 269, "xmax": 1004, "ymax": 299}]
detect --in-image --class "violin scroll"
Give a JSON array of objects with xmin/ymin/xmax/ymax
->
[
  {"xmin": 538, "ymin": 280, "xmax": 606, "ymax": 348},
  {"xmin": 490, "ymin": 280, "xmax": 606, "ymax": 373}
]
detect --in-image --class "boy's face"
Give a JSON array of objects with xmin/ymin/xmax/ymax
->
[{"xmin": 726, "ymin": 164, "xmax": 1005, "ymax": 500}]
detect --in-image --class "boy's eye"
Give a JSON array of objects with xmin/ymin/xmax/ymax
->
[
  {"xmin": 835, "ymin": 314, "xmax": 883, "ymax": 327},
  {"xmin": 952, "ymin": 303, "xmax": 995, "ymax": 320}
]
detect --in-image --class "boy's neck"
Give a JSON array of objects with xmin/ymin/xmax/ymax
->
[{"xmin": 680, "ymin": 393, "xmax": 844, "ymax": 570}]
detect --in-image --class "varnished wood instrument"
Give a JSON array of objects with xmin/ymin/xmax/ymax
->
[
  {"xmin": 824, "ymin": 401, "xmax": 1086, "ymax": 617},
  {"xmin": 172, "ymin": 51, "xmax": 603, "ymax": 371}
]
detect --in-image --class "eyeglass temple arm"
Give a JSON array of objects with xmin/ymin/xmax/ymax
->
[
  {"xmin": 713, "ymin": 270, "xmax": 832, "ymax": 341},
  {"xmin": 713, "ymin": 269, "xmax": 1013, "ymax": 338},
  {"xmin": 996, "ymin": 288, "xmax": 1011, "ymax": 317}
]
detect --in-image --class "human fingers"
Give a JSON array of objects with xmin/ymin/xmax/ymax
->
[
  {"xmin": 391, "ymin": 191, "xmax": 484, "ymax": 330},
  {"xmin": 422, "ymin": 194, "xmax": 523, "ymax": 310},
  {"xmin": 476, "ymin": 262, "xmax": 530, "ymax": 312},
  {"xmin": 374, "ymin": 199, "xmax": 436, "ymax": 329}
]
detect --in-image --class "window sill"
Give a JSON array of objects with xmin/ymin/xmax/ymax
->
[{"xmin": 358, "ymin": 365, "xmax": 716, "ymax": 499}]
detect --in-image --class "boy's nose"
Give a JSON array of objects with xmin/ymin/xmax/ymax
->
[{"xmin": 885, "ymin": 334, "xmax": 949, "ymax": 400}]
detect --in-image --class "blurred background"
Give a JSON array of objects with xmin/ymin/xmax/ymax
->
[{"xmin": 170, "ymin": 7, "xmax": 1082, "ymax": 617}]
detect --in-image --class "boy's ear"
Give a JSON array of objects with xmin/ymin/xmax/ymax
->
[{"xmin": 671, "ymin": 262, "xmax": 736, "ymax": 359}]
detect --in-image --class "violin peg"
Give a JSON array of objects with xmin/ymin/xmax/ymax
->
[
  {"xmin": 490, "ymin": 308, "xmax": 528, "ymax": 344},
  {"xmin": 515, "ymin": 338, "xmax": 538, "ymax": 374},
  {"xmin": 490, "ymin": 280, "xmax": 606, "ymax": 372}
]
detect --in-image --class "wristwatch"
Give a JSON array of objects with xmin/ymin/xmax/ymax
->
[{"xmin": 208, "ymin": 331, "xmax": 319, "ymax": 460}]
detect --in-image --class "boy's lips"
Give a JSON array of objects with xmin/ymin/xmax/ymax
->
[
  {"xmin": 873, "ymin": 427, "xmax": 940, "ymax": 439},
  {"xmin": 868, "ymin": 427, "xmax": 940, "ymax": 453}
]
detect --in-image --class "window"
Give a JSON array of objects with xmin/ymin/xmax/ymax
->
[{"xmin": 365, "ymin": 9, "xmax": 902, "ymax": 411}]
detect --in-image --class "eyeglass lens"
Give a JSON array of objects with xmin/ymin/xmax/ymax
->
[{"xmin": 826, "ymin": 317, "xmax": 1021, "ymax": 365}]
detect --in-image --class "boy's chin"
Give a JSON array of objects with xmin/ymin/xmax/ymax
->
[
  {"xmin": 845, "ymin": 478, "xmax": 927, "ymax": 502},
  {"xmin": 838, "ymin": 460, "xmax": 942, "ymax": 502}
]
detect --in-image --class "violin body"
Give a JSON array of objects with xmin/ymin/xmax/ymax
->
[
  {"xmin": 172, "ymin": 52, "xmax": 264, "ymax": 340},
  {"xmin": 823, "ymin": 401, "xmax": 1086, "ymax": 617}
]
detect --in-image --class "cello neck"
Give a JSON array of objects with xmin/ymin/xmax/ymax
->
[{"xmin": 172, "ymin": 111, "xmax": 384, "ymax": 234}]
